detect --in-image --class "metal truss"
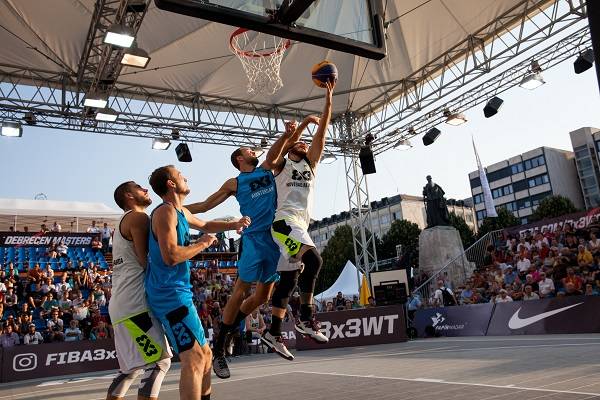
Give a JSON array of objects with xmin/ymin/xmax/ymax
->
[
  {"xmin": 0, "ymin": 0, "xmax": 590, "ymax": 156},
  {"xmin": 356, "ymin": 0, "xmax": 589, "ymax": 153},
  {"xmin": 374, "ymin": 24, "xmax": 592, "ymax": 154},
  {"xmin": 340, "ymin": 114, "xmax": 379, "ymax": 285}
]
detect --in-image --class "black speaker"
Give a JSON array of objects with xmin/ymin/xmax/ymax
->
[
  {"xmin": 176, "ymin": 143, "xmax": 192, "ymax": 162},
  {"xmin": 483, "ymin": 96, "xmax": 504, "ymax": 118},
  {"xmin": 228, "ymin": 238, "xmax": 235, "ymax": 252},
  {"xmin": 422, "ymin": 128, "xmax": 441, "ymax": 146},
  {"xmin": 574, "ymin": 48, "xmax": 594, "ymax": 74},
  {"xmin": 373, "ymin": 280, "xmax": 407, "ymax": 305},
  {"xmin": 359, "ymin": 146, "xmax": 376, "ymax": 175}
]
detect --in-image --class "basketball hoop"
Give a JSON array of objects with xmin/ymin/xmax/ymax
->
[{"xmin": 229, "ymin": 28, "xmax": 291, "ymax": 95}]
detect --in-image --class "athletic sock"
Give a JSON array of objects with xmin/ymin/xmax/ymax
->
[
  {"xmin": 270, "ymin": 315, "xmax": 283, "ymax": 336},
  {"xmin": 232, "ymin": 310, "xmax": 248, "ymax": 327},
  {"xmin": 299, "ymin": 304, "xmax": 313, "ymax": 322},
  {"xmin": 213, "ymin": 322, "xmax": 234, "ymax": 356}
]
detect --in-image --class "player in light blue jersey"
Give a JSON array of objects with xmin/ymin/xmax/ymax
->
[
  {"xmin": 147, "ymin": 165, "xmax": 249, "ymax": 400},
  {"xmin": 186, "ymin": 115, "xmax": 319, "ymax": 377}
]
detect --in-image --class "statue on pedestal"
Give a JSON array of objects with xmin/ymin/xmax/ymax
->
[{"xmin": 422, "ymin": 175, "xmax": 450, "ymax": 228}]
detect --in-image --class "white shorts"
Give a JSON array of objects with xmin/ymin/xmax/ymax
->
[
  {"xmin": 271, "ymin": 217, "xmax": 314, "ymax": 272},
  {"xmin": 113, "ymin": 311, "xmax": 172, "ymax": 372}
]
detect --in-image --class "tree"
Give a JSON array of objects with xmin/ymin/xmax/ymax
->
[
  {"xmin": 478, "ymin": 207, "xmax": 519, "ymax": 237},
  {"xmin": 378, "ymin": 220, "xmax": 421, "ymax": 265},
  {"xmin": 530, "ymin": 195, "xmax": 578, "ymax": 222},
  {"xmin": 317, "ymin": 225, "xmax": 355, "ymax": 294},
  {"xmin": 448, "ymin": 212, "xmax": 476, "ymax": 249}
]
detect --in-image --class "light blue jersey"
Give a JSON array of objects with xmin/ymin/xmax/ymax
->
[{"xmin": 236, "ymin": 166, "xmax": 276, "ymax": 234}]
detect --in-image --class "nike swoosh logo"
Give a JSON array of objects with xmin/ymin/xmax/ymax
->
[{"xmin": 508, "ymin": 302, "xmax": 584, "ymax": 330}]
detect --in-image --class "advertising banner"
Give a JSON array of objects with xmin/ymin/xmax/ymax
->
[
  {"xmin": 487, "ymin": 295, "xmax": 600, "ymax": 335},
  {"xmin": 281, "ymin": 319, "xmax": 297, "ymax": 349},
  {"xmin": 1, "ymin": 340, "xmax": 119, "ymax": 383},
  {"xmin": 0, "ymin": 232, "xmax": 96, "ymax": 248},
  {"xmin": 503, "ymin": 208, "xmax": 600, "ymax": 239},
  {"xmin": 296, "ymin": 305, "xmax": 407, "ymax": 350},
  {"xmin": 413, "ymin": 303, "xmax": 495, "ymax": 337}
]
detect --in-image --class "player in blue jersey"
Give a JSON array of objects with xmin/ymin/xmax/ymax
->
[
  {"xmin": 147, "ymin": 165, "xmax": 250, "ymax": 400},
  {"xmin": 186, "ymin": 115, "xmax": 319, "ymax": 378}
]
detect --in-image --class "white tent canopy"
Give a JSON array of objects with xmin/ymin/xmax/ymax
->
[
  {"xmin": 0, "ymin": 0, "xmax": 532, "ymax": 115},
  {"xmin": 316, "ymin": 260, "xmax": 364, "ymax": 301},
  {"xmin": 0, "ymin": 198, "xmax": 121, "ymax": 232}
]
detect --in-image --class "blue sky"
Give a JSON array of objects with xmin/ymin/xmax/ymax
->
[{"xmin": 1, "ymin": 60, "xmax": 599, "ymax": 225}]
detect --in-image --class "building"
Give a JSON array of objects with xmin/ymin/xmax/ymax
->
[
  {"xmin": 468, "ymin": 146, "xmax": 583, "ymax": 226},
  {"xmin": 569, "ymin": 127, "xmax": 600, "ymax": 209},
  {"xmin": 308, "ymin": 194, "xmax": 476, "ymax": 252}
]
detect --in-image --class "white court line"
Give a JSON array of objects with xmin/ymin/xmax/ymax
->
[
  {"xmin": 296, "ymin": 371, "xmax": 600, "ymax": 397},
  {"xmin": 407, "ymin": 337, "xmax": 600, "ymax": 343}
]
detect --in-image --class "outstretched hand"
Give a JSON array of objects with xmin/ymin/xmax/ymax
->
[
  {"xmin": 303, "ymin": 115, "xmax": 320, "ymax": 125},
  {"xmin": 235, "ymin": 216, "xmax": 252, "ymax": 234},
  {"xmin": 284, "ymin": 120, "xmax": 298, "ymax": 136}
]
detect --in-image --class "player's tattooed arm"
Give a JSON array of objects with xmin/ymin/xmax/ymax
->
[
  {"xmin": 307, "ymin": 80, "xmax": 335, "ymax": 167},
  {"xmin": 184, "ymin": 178, "xmax": 237, "ymax": 214}
]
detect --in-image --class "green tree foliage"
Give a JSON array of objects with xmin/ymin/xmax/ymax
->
[
  {"xmin": 378, "ymin": 220, "xmax": 421, "ymax": 265},
  {"xmin": 317, "ymin": 225, "xmax": 355, "ymax": 294},
  {"xmin": 530, "ymin": 195, "xmax": 579, "ymax": 222},
  {"xmin": 478, "ymin": 207, "xmax": 520, "ymax": 237},
  {"xmin": 448, "ymin": 212, "xmax": 476, "ymax": 249}
]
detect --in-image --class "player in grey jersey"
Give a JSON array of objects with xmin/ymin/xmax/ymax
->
[{"xmin": 107, "ymin": 181, "xmax": 172, "ymax": 400}]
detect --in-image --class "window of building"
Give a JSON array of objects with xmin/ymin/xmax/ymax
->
[
  {"xmin": 521, "ymin": 217, "xmax": 529, "ymax": 225},
  {"xmin": 476, "ymin": 210, "xmax": 487, "ymax": 221},
  {"xmin": 513, "ymin": 179, "xmax": 528, "ymax": 192},
  {"xmin": 470, "ymin": 177, "xmax": 481, "ymax": 189},
  {"xmin": 516, "ymin": 198, "xmax": 531, "ymax": 210},
  {"xmin": 511, "ymin": 163, "xmax": 524, "ymax": 174},
  {"xmin": 491, "ymin": 184, "xmax": 513, "ymax": 199},
  {"xmin": 473, "ymin": 193, "xmax": 483, "ymax": 204},
  {"xmin": 523, "ymin": 155, "xmax": 545, "ymax": 171},
  {"xmin": 487, "ymin": 167, "xmax": 512, "ymax": 182},
  {"xmin": 528, "ymin": 174, "xmax": 549, "ymax": 188},
  {"xmin": 380, "ymin": 214, "xmax": 390, "ymax": 224}
]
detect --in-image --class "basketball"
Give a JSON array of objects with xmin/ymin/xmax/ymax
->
[{"xmin": 311, "ymin": 61, "xmax": 338, "ymax": 88}]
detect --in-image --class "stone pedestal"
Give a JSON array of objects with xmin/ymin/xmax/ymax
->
[{"xmin": 418, "ymin": 226, "xmax": 472, "ymax": 288}]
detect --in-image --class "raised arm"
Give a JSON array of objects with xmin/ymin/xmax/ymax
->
[
  {"xmin": 262, "ymin": 116, "xmax": 320, "ymax": 172},
  {"xmin": 182, "ymin": 207, "xmax": 250, "ymax": 234},
  {"xmin": 307, "ymin": 81, "xmax": 335, "ymax": 167},
  {"xmin": 152, "ymin": 205, "xmax": 217, "ymax": 266},
  {"xmin": 185, "ymin": 178, "xmax": 237, "ymax": 214}
]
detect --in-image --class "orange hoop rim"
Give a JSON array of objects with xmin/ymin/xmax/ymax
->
[{"xmin": 229, "ymin": 27, "xmax": 292, "ymax": 58}]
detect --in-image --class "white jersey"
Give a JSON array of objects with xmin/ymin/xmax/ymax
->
[
  {"xmin": 274, "ymin": 157, "xmax": 315, "ymax": 227},
  {"xmin": 109, "ymin": 211, "xmax": 148, "ymax": 323}
]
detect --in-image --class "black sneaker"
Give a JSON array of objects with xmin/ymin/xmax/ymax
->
[
  {"xmin": 212, "ymin": 354, "xmax": 230, "ymax": 379},
  {"xmin": 260, "ymin": 331, "xmax": 294, "ymax": 360}
]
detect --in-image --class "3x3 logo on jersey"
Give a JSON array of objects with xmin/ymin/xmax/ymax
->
[
  {"xmin": 291, "ymin": 169, "xmax": 312, "ymax": 181},
  {"xmin": 249, "ymin": 175, "xmax": 273, "ymax": 191}
]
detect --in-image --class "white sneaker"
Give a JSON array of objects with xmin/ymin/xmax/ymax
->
[
  {"xmin": 260, "ymin": 331, "xmax": 294, "ymax": 360},
  {"xmin": 295, "ymin": 319, "xmax": 329, "ymax": 343}
]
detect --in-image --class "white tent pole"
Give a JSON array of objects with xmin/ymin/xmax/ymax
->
[
  {"xmin": 76, "ymin": 217, "xmax": 79, "ymax": 233},
  {"xmin": 13, "ymin": 215, "xmax": 17, "ymax": 231}
]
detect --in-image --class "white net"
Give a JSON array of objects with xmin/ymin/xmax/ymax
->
[{"xmin": 230, "ymin": 29, "xmax": 291, "ymax": 95}]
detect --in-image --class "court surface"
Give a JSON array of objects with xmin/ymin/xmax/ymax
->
[{"xmin": 2, "ymin": 334, "xmax": 600, "ymax": 399}]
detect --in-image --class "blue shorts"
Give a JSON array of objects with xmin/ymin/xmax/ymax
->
[
  {"xmin": 238, "ymin": 231, "xmax": 280, "ymax": 284},
  {"xmin": 152, "ymin": 299, "xmax": 207, "ymax": 354}
]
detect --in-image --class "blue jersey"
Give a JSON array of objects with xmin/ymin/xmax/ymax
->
[
  {"xmin": 146, "ymin": 204, "xmax": 192, "ymax": 308},
  {"xmin": 236, "ymin": 166, "xmax": 277, "ymax": 233}
]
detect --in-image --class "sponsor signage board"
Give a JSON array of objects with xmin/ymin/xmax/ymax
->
[
  {"xmin": 503, "ymin": 208, "xmax": 600, "ymax": 239},
  {"xmin": 413, "ymin": 303, "xmax": 494, "ymax": 337},
  {"xmin": 0, "ymin": 232, "xmax": 96, "ymax": 248},
  {"xmin": 296, "ymin": 305, "xmax": 407, "ymax": 350},
  {"xmin": 487, "ymin": 295, "xmax": 600, "ymax": 335},
  {"xmin": 2, "ymin": 340, "xmax": 119, "ymax": 382}
]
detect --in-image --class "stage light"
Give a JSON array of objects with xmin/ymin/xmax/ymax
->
[
  {"xmin": 574, "ymin": 48, "xmax": 594, "ymax": 74},
  {"xmin": 121, "ymin": 45, "xmax": 150, "ymax": 68},
  {"xmin": 104, "ymin": 24, "xmax": 135, "ymax": 48},
  {"xmin": 23, "ymin": 112, "xmax": 37, "ymax": 125},
  {"xmin": 152, "ymin": 138, "xmax": 171, "ymax": 150},
  {"xmin": 443, "ymin": 109, "xmax": 467, "ymax": 126},
  {"xmin": 520, "ymin": 60, "xmax": 545, "ymax": 90},
  {"xmin": 250, "ymin": 146, "xmax": 265, "ymax": 157},
  {"xmin": 1, "ymin": 122, "xmax": 23, "ymax": 137},
  {"xmin": 422, "ymin": 127, "xmax": 441, "ymax": 146},
  {"xmin": 171, "ymin": 129, "xmax": 181, "ymax": 140},
  {"xmin": 260, "ymin": 137, "xmax": 268, "ymax": 148},
  {"xmin": 95, "ymin": 108, "xmax": 119, "ymax": 122},
  {"xmin": 483, "ymin": 96, "xmax": 504, "ymax": 118},
  {"xmin": 394, "ymin": 139, "xmax": 412, "ymax": 150},
  {"xmin": 84, "ymin": 91, "xmax": 108, "ymax": 108}
]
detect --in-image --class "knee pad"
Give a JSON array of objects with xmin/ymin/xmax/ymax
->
[
  {"xmin": 271, "ymin": 270, "xmax": 299, "ymax": 309},
  {"xmin": 298, "ymin": 248, "xmax": 322, "ymax": 294}
]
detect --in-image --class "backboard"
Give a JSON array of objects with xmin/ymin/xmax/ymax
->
[{"xmin": 154, "ymin": 0, "xmax": 386, "ymax": 60}]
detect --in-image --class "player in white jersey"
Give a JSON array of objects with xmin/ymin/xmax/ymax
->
[
  {"xmin": 261, "ymin": 81, "xmax": 335, "ymax": 356},
  {"xmin": 107, "ymin": 181, "xmax": 172, "ymax": 400}
]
